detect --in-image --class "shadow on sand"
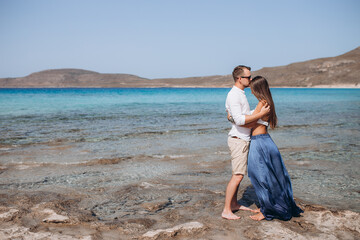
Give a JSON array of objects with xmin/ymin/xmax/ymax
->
[{"xmin": 238, "ymin": 185, "xmax": 260, "ymax": 208}]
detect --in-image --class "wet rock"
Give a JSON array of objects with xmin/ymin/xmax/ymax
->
[
  {"xmin": 81, "ymin": 156, "xmax": 132, "ymax": 166},
  {"xmin": 162, "ymin": 210, "xmax": 181, "ymax": 222},
  {"xmin": 142, "ymin": 221, "xmax": 204, "ymax": 239},
  {"xmin": 116, "ymin": 218, "xmax": 157, "ymax": 235},
  {"xmin": 141, "ymin": 200, "xmax": 172, "ymax": 212}
]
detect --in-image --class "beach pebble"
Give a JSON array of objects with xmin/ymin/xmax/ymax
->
[
  {"xmin": 41, "ymin": 208, "xmax": 69, "ymax": 223},
  {"xmin": 140, "ymin": 182, "xmax": 155, "ymax": 188},
  {"xmin": 142, "ymin": 221, "xmax": 204, "ymax": 238},
  {"xmin": 140, "ymin": 182, "xmax": 170, "ymax": 190}
]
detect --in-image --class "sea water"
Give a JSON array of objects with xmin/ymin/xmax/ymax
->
[{"xmin": 0, "ymin": 88, "xmax": 359, "ymax": 210}]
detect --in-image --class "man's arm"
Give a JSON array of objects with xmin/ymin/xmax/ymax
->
[
  {"xmin": 227, "ymin": 100, "xmax": 269, "ymax": 127},
  {"xmin": 227, "ymin": 97, "xmax": 246, "ymax": 126},
  {"xmin": 227, "ymin": 96, "xmax": 270, "ymax": 126}
]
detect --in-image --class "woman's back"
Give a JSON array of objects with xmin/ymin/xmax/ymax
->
[
  {"xmin": 249, "ymin": 76, "xmax": 277, "ymax": 132},
  {"xmin": 251, "ymin": 101, "xmax": 269, "ymax": 136},
  {"xmin": 252, "ymin": 123, "xmax": 268, "ymax": 136}
]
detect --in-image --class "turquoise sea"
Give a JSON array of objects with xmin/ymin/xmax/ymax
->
[{"xmin": 0, "ymin": 88, "xmax": 359, "ymax": 211}]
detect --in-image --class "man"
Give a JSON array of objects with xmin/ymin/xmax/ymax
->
[{"xmin": 221, "ymin": 65, "xmax": 270, "ymax": 220}]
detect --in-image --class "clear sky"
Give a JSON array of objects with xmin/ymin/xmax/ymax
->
[{"xmin": 1, "ymin": 0, "xmax": 360, "ymax": 79}]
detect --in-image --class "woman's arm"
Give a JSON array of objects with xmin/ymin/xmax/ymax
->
[
  {"xmin": 242, "ymin": 102, "xmax": 264, "ymax": 128},
  {"xmin": 227, "ymin": 100, "xmax": 268, "ymax": 128},
  {"xmin": 252, "ymin": 100, "xmax": 267, "ymax": 115},
  {"xmin": 227, "ymin": 111, "xmax": 255, "ymax": 128}
]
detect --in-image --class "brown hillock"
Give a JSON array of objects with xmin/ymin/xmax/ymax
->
[{"xmin": 1, "ymin": 47, "xmax": 359, "ymax": 88}]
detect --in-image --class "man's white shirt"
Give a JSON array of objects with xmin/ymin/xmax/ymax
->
[{"xmin": 225, "ymin": 86, "xmax": 268, "ymax": 142}]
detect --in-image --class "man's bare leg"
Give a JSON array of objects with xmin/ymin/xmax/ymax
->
[
  {"xmin": 230, "ymin": 183, "xmax": 240, "ymax": 211},
  {"xmin": 230, "ymin": 178, "xmax": 259, "ymax": 213},
  {"xmin": 222, "ymin": 174, "xmax": 243, "ymax": 220}
]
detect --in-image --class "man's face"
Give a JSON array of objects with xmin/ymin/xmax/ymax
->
[{"xmin": 239, "ymin": 69, "xmax": 252, "ymax": 87}]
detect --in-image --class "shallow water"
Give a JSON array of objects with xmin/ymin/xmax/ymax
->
[{"xmin": 0, "ymin": 88, "xmax": 359, "ymax": 211}]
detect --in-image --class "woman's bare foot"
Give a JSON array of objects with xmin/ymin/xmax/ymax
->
[
  {"xmin": 250, "ymin": 212, "xmax": 265, "ymax": 221},
  {"xmin": 221, "ymin": 211, "xmax": 240, "ymax": 220},
  {"xmin": 252, "ymin": 208, "xmax": 261, "ymax": 213},
  {"xmin": 232, "ymin": 204, "xmax": 259, "ymax": 213}
]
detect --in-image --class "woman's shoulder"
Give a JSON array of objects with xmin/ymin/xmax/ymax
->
[{"xmin": 259, "ymin": 100, "xmax": 268, "ymax": 106}]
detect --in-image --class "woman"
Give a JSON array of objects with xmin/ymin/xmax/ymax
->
[{"xmin": 229, "ymin": 76, "xmax": 303, "ymax": 221}]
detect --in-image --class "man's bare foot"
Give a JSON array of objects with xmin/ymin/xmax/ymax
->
[
  {"xmin": 250, "ymin": 212, "xmax": 265, "ymax": 221},
  {"xmin": 221, "ymin": 211, "xmax": 241, "ymax": 220},
  {"xmin": 231, "ymin": 205, "xmax": 259, "ymax": 213}
]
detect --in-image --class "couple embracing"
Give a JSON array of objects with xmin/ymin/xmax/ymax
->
[{"xmin": 222, "ymin": 65, "xmax": 303, "ymax": 221}]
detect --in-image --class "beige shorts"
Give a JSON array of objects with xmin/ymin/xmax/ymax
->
[{"xmin": 228, "ymin": 137, "xmax": 250, "ymax": 175}]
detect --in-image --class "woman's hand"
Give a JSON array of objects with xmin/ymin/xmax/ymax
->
[
  {"xmin": 259, "ymin": 100, "xmax": 270, "ymax": 120},
  {"xmin": 260, "ymin": 104, "xmax": 270, "ymax": 117}
]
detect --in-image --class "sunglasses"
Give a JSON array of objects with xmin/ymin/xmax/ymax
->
[{"xmin": 241, "ymin": 76, "xmax": 251, "ymax": 80}]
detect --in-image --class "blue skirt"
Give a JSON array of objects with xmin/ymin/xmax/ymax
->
[{"xmin": 248, "ymin": 134, "xmax": 303, "ymax": 220}]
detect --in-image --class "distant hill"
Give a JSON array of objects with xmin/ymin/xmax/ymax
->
[
  {"xmin": 0, "ymin": 69, "xmax": 150, "ymax": 88},
  {"xmin": 1, "ymin": 47, "xmax": 359, "ymax": 88},
  {"xmin": 254, "ymin": 47, "xmax": 360, "ymax": 87}
]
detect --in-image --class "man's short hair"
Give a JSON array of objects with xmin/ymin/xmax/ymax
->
[{"xmin": 232, "ymin": 65, "xmax": 251, "ymax": 82}]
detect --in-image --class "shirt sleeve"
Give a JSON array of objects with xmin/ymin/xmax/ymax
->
[{"xmin": 227, "ymin": 94, "xmax": 246, "ymax": 126}]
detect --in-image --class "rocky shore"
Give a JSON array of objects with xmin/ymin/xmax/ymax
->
[{"xmin": 0, "ymin": 152, "xmax": 359, "ymax": 240}]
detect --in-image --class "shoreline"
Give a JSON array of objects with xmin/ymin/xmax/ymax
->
[{"xmin": 0, "ymin": 84, "xmax": 359, "ymax": 89}]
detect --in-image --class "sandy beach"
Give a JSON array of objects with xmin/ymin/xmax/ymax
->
[{"xmin": 0, "ymin": 145, "xmax": 359, "ymax": 240}]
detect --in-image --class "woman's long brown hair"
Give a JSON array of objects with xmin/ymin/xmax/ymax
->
[{"xmin": 250, "ymin": 76, "xmax": 278, "ymax": 129}]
